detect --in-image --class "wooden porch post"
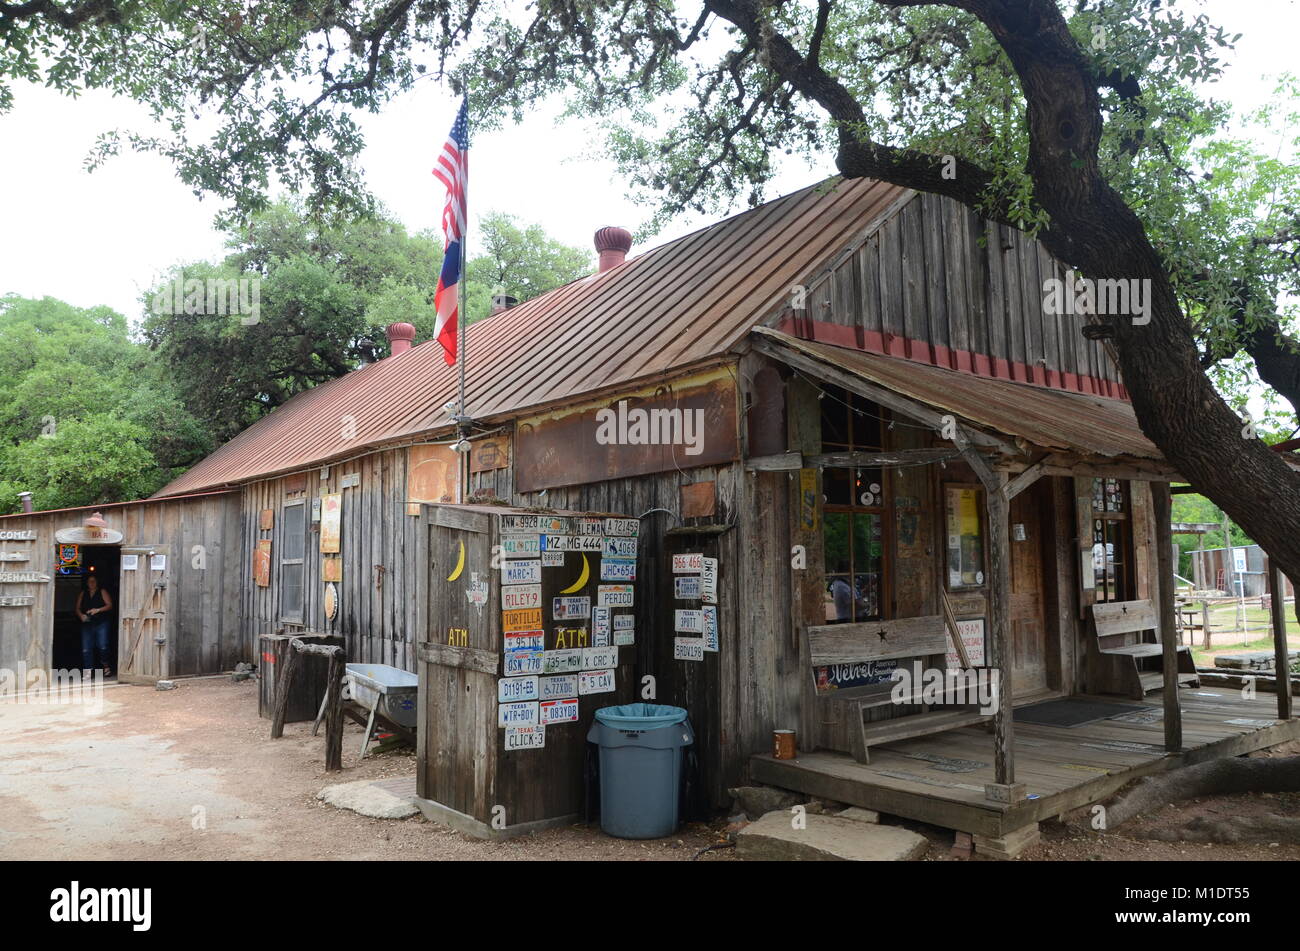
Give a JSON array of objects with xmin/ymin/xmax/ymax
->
[
  {"xmin": 957, "ymin": 443, "xmax": 1019, "ymax": 800},
  {"xmin": 1269, "ymin": 563, "xmax": 1293, "ymax": 721},
  {"xmin": 1150, "ymin": 481, "xmax": 1182, "ymax": 752},
  {"xmin": 985, "ymin": 479, "xmax": 1016, "ymax": 789}
]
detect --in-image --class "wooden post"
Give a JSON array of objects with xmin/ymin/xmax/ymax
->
[
  {"xmin": 1151, "ymin": 481, "xmax": 1182, "ymax": 752},
  {"xmin": 1270, "ymin": 564, "xmax": 1293, "ymax": 721},
  {"xmin": 323, "ymin": 649, "xmax": 346, "ymax": 771},
  {"xmin": 957, "ymin": 440, "xmax": 1018, "ymax": 798},
  {"xmin": 269, "ymin": 642, "xmax": 300, "ymax": 739},
  {"xmin": 985, "ymin": 484, "xmax": 1015, "ymax": 788}
]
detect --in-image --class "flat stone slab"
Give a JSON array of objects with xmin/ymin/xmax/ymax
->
[
  {"xmin": 735, "ymin": 811, "xmax": 927, "ymax": 861},
  {"xmin": 1214, "ymin": 650, "xmax": 1300, "ymax": 669},
  {"xmin": 317, "ymin": 779, "xmax": 419, "ymax": 819}
]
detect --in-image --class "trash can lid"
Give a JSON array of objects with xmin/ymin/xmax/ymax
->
[{"xmin": 595, "ymin": 703, "xmax": 687, "ymax": 730}]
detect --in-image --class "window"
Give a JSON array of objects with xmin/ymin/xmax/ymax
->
[
  {"xmin": 820, "ymin": 385, "xmax": 887, "ymax": 623},
  {"xmin": 944, "ymin": 485, "xmax": 985, "ymax": 589},
  {"xmin": 281, "ymin": 501, "xmax": 306, "ymax": 621},
  {"xmin": 1091, "ymin": 478, "xmax": 1133, "ymax": 602}
]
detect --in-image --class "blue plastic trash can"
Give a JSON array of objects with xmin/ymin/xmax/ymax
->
[{"xmin": 588, "ymin": 703, "xmax": 693, "ymax": 839}]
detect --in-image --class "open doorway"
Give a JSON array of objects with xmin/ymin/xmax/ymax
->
[{"xmin": 51, "ymin": 544, "xmax": 121, "ymax": 678}]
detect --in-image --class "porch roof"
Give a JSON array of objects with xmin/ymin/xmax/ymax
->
[{"xmin": 749, "ymin": 327, "xmax": 1162, "ymax": 464}]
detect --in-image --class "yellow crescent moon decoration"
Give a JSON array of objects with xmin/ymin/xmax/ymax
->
[
  {"xmin": 560, "ymin": 553, "xmax": 589, "ymax": 593},
  {"xmin": 446, "ymin": 540, "xmax": 466, "ymax": 581}
]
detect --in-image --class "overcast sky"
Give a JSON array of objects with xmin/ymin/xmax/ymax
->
[{"xmin": 0, "ymin": 0, "xmax": 1294, "ymax": 324}]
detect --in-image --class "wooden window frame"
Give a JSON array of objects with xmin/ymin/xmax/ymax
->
[
  {"xmin": 1091, "ymin": 478, "xmax": 1134, "ymax": 603},
  {"xmin": 820, "ymin": 386, "xmax": 891, "ymax": 623},
  {"xmin": 280, "ymin": 500, "xmax": 306, "ymax": 623}
]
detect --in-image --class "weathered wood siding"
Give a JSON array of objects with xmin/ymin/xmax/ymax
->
[
  {"xmin": 240, "ymin": 447, "xmax": 425, "ymax": 670},
  {"xmin": 788, "ymin": 191, "xmax": 1123, "ymax": 395},
  {"xmin": 0, "ymin": 492, "xmax": 243, "ymax": 676}
]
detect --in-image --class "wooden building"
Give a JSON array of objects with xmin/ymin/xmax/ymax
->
[
  {"xmin": 0, "ymin": 492, "xmax": 242, "ymax": 683},
  {"xmin": 10, "ymin": 177, "xmax": 1293, "ymax": 852}
]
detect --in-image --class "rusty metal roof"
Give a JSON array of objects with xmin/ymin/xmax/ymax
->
[
  {"xmin": 753, "ymin": 328, "xmax": 1162, "ymax": 461},
  {"xmin": 156, "ymin": 178, "xmax": 912, "ymax": 496}
]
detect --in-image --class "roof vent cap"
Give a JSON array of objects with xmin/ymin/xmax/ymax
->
[{"xmin": 594, "ymin": 226, "xmax": 633, "ymax": 273}]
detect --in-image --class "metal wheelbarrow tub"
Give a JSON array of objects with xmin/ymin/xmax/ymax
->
[{"xmin": 314, "ymin": 663, "xmax": 419, "ymax": 758}]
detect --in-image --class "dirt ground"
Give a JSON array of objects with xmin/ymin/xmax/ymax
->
[
  {"xmin": 5, "ymin": 676, "xmax": 1299, "ymax": 862},
  {"xmin": 0, "ymin": 677, "xmax": 730, "ymax": 861}
]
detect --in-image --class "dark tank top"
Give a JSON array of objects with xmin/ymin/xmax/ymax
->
[{"xmin": 84, "ymin": 587, "xmax": 108, "ymax": 616}]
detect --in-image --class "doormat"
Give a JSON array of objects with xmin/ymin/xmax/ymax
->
[{"xmin": 1013, "ymin": 698, "xmax": 1153, "ymax": 728}]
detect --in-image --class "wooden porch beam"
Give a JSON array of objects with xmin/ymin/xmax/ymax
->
[
  {"xmin": 751, "ymin": 337, "xmax": 1021, "ymax": 457},
  {"xmin": 1001, "ymin": 458, "xmax": 1049, "ymax": 501},
  {"xmin": 807, "ymin": 448, "xmax": 959, "ymax": 468},
  {"xmin": 745, "ymin": 452, "xmax": 803, "ymax": 471},
  {"xmin": 1150, "ymin": 481, "xmax": 1183, "ymax": 752},
  {"xmin": 1039, "ymin": 453, "xmax": 1183, "ymax": 483}
]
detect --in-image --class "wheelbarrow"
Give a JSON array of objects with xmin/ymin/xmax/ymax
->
[{"xmin": 313, "ymin": 663, "xmax": 418, "ymax": 758}]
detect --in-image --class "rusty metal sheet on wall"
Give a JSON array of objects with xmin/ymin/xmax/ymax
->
[
  {"xmin": 470, "ymin": 433, "xmax": 511, "ymax": 473},
  {"xmin": 515, "ymin": 369, "xmax": 739, "ymax": 493},
  {"xmin": 680, "ymin": 482, "xmax": 716, "ymax": 519},
  {"xmin": 408, "ymin": 444, "xmax": 459, "ymax": 503}
]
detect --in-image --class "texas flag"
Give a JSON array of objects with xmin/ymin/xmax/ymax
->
[{"xmin": 432, "ymin": 99, "xmax": 468, "ymax": 366}]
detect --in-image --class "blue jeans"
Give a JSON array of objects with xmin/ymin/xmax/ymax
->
[{"xmin": 81, "ymin": 618, "xmax": 111, "ymax": 670}]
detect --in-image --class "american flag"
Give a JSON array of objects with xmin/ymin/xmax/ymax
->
[{"xmin": 432, "ymin": 98, "xmax": 468, "ymax": 366}]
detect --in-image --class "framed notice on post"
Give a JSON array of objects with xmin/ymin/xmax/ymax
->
[
  {"xmin": 320, "ymin": 493, "xmax": 342, "ymax": 553},
  {"xmin": 944, "ymin": 484, "xmax": 986, "ymax": 589},
  {"xmin": 944, "ymin": 617, "xmax": 986, "ymax": 668}
]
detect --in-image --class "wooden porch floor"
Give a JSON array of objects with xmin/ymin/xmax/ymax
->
[{"xmin": 751, "ymin": 690, "xmax": 1300, "ymax": 838}]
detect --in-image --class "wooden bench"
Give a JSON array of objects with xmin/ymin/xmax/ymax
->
[
  {"xmin": 1089, "ymin": 599, "xmax": 1199, "ymax": 699},
  {"xmin": 808, "ymin": 616, "xmax": 992, "ymax": 764}
]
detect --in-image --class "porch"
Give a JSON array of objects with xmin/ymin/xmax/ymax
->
[{"xmin": 751, "ymin": 690, "xmax": 1300, "ymax": 843}]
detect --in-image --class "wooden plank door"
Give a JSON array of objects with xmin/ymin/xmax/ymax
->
[
  {"xmin": 1009, "ymin": 486, "xmax": 1049, "ymax": 696},
  {"xmin": 118, "ymin": 547, "xmax": 169, "ymax": 683}
]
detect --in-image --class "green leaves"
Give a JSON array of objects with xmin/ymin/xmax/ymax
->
[{"xmin": 0, "ymin": 294, "xmax": 212, "ymax": 510}]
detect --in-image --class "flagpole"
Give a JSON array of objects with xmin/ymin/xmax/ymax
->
[{"xmin": 456, "ymin": 87, "xmax": 469, "ymax": 503}]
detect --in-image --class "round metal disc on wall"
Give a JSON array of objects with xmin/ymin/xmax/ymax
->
[{"xmin": 324, "ymin": 582, "xmax": 338, "ymax": 620}]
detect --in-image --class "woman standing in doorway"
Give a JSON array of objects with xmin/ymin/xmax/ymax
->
[{"xmin": 77, "ymin": 574, "xmax": 114, "ymax": 675}]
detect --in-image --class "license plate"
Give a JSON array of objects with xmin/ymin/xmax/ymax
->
[
  {"xmin": 675, "ymin": 609, "xmax": 704, "ymax": 633},
  {"xmin": 581, "ymin": 647, "xmax": 618, "ymax": 670},
  {"xmin": 540, "ymin": 698, "xmax": 580, "ymax": 724},
  {"xmin": 497, "ymin": 676, "xmax": 539, "ymax": 702},
  {"xmin": 539, "ymin": 674, "xmax": 578, "ymax": 700},
  {"xmin": 497, "ymin": 701, "xmax": 539, "ymax": 727},
  {"xmin": 597, "ymin": 585, "xmax": 633, "ymax": 607},
  {"xmin": 600, "ymin": 558, "xmax": 636, "ymax": 581},
  {"xmin": 578, "ymin": 669, "xmax": 616, "ymax": 695},
  {"xmin": 552, "ymin": 596, "xmax": 591, "ymax": 619},
  {"xmin": 502, "ymin": 559, "xmax": 542, "ymax": 584},
  {"xmin": 674, "ymin": 638, "xmax": 705, "ymax": 662},
  {"xmin": 504, "ymin": 725, "xmax": 545, "ymax": 751},
  {"xmin": 501, "ymin": 584, "xmax": 541, "ymax": 610}
]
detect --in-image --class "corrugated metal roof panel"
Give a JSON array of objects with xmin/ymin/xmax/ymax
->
[
  {"xmin": 753, "ymin": 328, "xmax": 1161, "ymax": 461},
  {"xmin": 155, "ymin": 178, "xmax": 911, "ymax": 496}
]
